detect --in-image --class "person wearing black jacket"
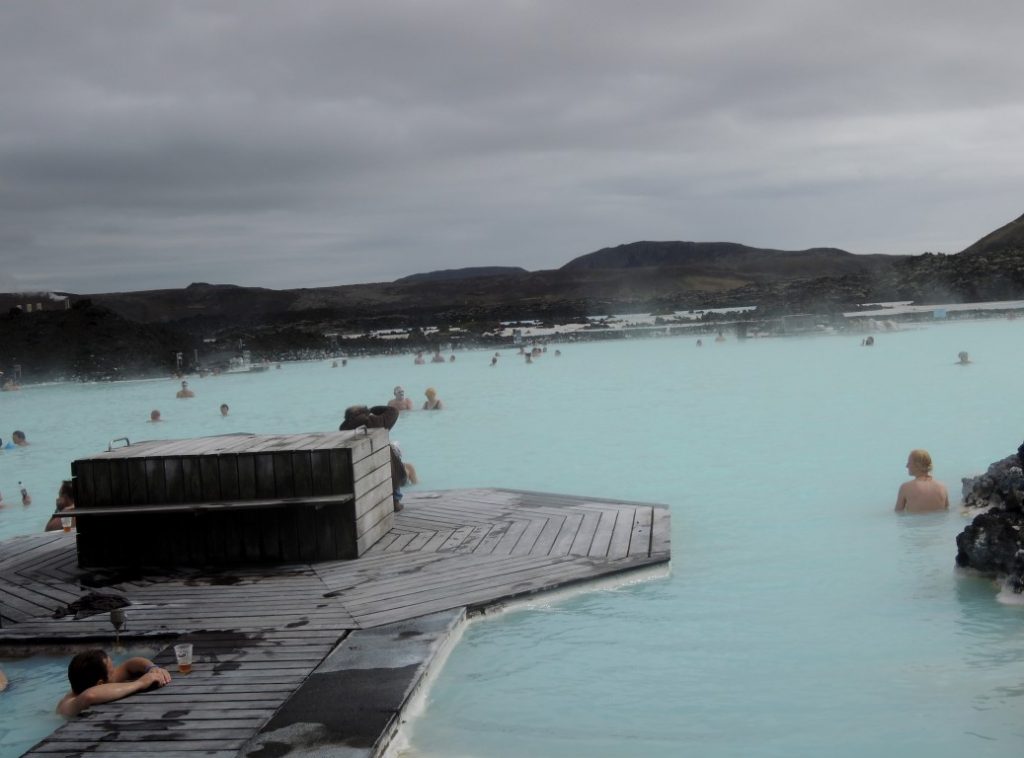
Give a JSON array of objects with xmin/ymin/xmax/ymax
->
[
  {"xmin": 339, "ymin": 405, "xmax": 409, "ymax": 510},
  {"xmin": 339, "ymin": 405, "xmax": 398, "ymax": 432}
]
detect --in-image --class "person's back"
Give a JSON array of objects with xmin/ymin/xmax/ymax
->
[
  {"xmin": 895, "ymin": 449, "xmax": 949, "ymax": 513},
  {"xmin": 896, "ymin": 477, "xmax": 949, "ymax": 513}
]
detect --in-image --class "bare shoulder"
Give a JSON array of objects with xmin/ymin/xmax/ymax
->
[{"xmin": 56, "ymin": 691, "xmax": 81, "ymax": 717}]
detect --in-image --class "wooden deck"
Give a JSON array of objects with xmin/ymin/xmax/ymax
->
[{"xmin": 1, "ymin": 488, "xmax": 670, "ymax": 757}]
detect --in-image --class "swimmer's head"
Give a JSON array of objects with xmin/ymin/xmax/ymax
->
[
  {"xmin": 907, "ymin": 449, "xmax": 933, "ymax": 475},
  {"xmin": 393, "ymin": 386, "xmax": 405, "ymax": 398},
  {"xmin": 958, "ymin": 351, "xmax": 969, "ymax": 363},
  {"xmin": 181, "ymin": 380, "xmax": 188, "ymax": 388},
  {"xmin": 68, "ymin": 649, "xmax": 113, "ymax": 694},
  {"xmin": 150, "ymin": 409, "xmax": 161, "ymax": 421},
  {"xmin": 425, "ymin": 387, "xmax": 436, "ymax": 399}
]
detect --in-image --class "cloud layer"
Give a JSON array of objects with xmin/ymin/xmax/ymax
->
[{"xmin": 2, "ymin": 0, "xmax": 1023, "ymax": 292}]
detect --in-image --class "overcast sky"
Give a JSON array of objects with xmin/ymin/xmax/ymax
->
[{"xmin": 1, "ymin": 0, "xmax": 1022, "ymax": 293}]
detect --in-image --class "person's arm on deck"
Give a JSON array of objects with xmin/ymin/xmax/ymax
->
[{"xmin": 56, "ymin": 667, "xmax": 170, "ymax": 718}]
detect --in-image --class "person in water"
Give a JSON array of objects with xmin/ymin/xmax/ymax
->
[
  {"xmin": 176, "ymin": 380, "xmax": 194, "ymax": 399},
  {"xmin": 414, "ymin": 351, "xmax": 425, "ymax": 365},
  {"xmin": 57, "ymin": 649, "xmax": 171, "ymax": 717},
  {"xmin": 220, "ymin": 403, "xmax": 230, "ymax": 416},
  {"xmin": 45, "ymin": 480, "xmax": 76, "ymax": 531},
  {"xmin": 895, "ymin": 449, "xmax": 949, "ymax": 513},
  {"xmin": 9, "ymin": 430, "xmax": 28, "ymax": 447},
  {"xmin": 388, "ymin": 386, "xmax": 413, "ymax": 411},
  {"xmin": 431, "ymin": 351, "xmax": 445, "ymax": 363},
  {"xmin": 0, "ymin": 667, "xmax": 7, "ymax": 692},
  {"xmin": 957, "ymin": 351, "xmax": 971, "ymax": 365},
  {"xmin": 423, "ymin": 387, "xmax": 443, "ymax": 410},
  {"xmin": 149, "ymin": 409, "xmax": 162, "ymax": 423}
]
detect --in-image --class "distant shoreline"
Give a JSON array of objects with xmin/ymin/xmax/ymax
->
[{"xmin": 3, "ymin": 301, "xmax": 1020, "ymax": 386}]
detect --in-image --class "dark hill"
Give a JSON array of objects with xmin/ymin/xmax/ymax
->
[
  {"xmin": 961, "ymin": 211, "xmax": 1024, "ymax": 255},
  {"xmin": 562, "ymin": 241, "xmax": 899, "ymax": 279},
  {"xmin": 394, "ymin": 266, "xmax": 528, "ymax": 284},
  {"xmin": 0, "ymin": 301, "xmax": 194, "ymax": 381}
]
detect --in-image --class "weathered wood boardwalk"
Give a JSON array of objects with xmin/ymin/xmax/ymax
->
[{"xmin": 1, "ymin": 488, "xmax": 670, "ymax": 757}]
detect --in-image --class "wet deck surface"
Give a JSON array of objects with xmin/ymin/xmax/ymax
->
[{"xmin": 1, "ymin": 488, "xmax": 670, "ymax": 757}]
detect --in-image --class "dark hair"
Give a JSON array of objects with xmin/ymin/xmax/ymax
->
[
  {"xmin": 12, "ymin": 430, "xmax": 25, "ymax": 441},
  {"xmin": 59, "ymin": 480, "xmax": 75, "ymax": 503},
  {"xmin": 68, "ymin": 649, "xmax": 110, "ymax": 694},
  {"xmin": 339, "ymin": 405, "xmax": 369, "ymax": 430}
]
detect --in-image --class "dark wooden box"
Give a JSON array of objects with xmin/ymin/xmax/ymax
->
[{"xmin": 70, "ymin": 431, "xmax": 395, "ymax": 567}]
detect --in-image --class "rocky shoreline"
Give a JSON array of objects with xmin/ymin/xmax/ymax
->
[{"xmin": 955, "ymin": 444, "xmax": 1024, "ymax": 593}]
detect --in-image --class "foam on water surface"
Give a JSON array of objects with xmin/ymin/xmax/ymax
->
[{"xmin": 2, "ymin": 320, "xmax": 1024, "ymax": 756}]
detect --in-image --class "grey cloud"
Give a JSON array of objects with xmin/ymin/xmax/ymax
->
[{"xmin": 1, "ymin": 0, "xmax": 1023, "ymax": 292}]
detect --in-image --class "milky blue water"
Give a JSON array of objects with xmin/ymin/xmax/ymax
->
[
  {"xmin": 1, "ymin": 320, "xmax": 1023, "ymax": 757},
  {"xmin": 0, "ymin": 644, "xmax": 161, "ymax": 757}
]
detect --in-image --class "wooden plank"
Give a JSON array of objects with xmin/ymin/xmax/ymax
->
[
  {"xmin": 530, "ymin": 514, "xmax": 565, "ymax": 555},
  {"xmin": 607, "ymin": 507, "xmax": 635, "ymax": 560},
  {"xmin": 401, "ymin": 530, "xmax": 437, "ymax": 552},
  {"xmin": 355, "ymin": 480, "xmax": 393, "ymax": 529},
  {"xmin": 437, "ymin": 525, "xmax": 475, "ymax": 552},
  {"xmin": 198, "ymin": 455, "xmax": 222, "ymax": 500},
  {"xmin": 352, "ymin": 445, "xmax": 390, "ymax": 481},
  {"xmin": 627, "ymin": 507, "xmax": 653, "ymax": 557},
  {"xmin": 383, "ymin": 532, "xmax": 416, "ymax": 552},
  {"xmin": 236, "ymin": 454, "xmax": 256, "ymax": 499},
  {"xmin": 163, "ymin": 457, "xmax": 185, "ymax": 504},
  {"xmin": 328, "ymin": 448, "xmax": 353, "ymax": 494},
  {"xmin": 126, "ymin": 457, "xmax": 148, "ymax": 505},
  {"xmin": 475, "ymin": 522, "xmax": 520, "ymax": 555},
  {"xmin": 452, "ymin": 523, "xmax": 494, "ymax": 554},
  {"xmin": 73, "ymin": 458, "xmax": 94, "ymax": 506},
  {"xmin": 108, "ymin": 459, "xmax": 131, "ymax": 506},
  {"xmin": 180, "ymin": 456, "xmax": 202, "ymax": 502},
  {"xmin": 568, "ymin": 510, "xmax": 602, "ymax": 556},
  {"xmin": 587, "ymin": 509, "xmax": 618, "ymax": 558},
  {"xmin": 309, "ymin": 450, "xmax": 333, "ymax": 496},
  {"xmin": 273, "ymin": 451, "xmax": 301, "ymax": 561},
  {"xmin": 354, "ymin": 463, "xmax": 391, "ymax": 506},
  {"xmin": 509, "ymin": 517, "xmax": 547, "ymax": 556},
  {"xmin": 68, "ymin": 494, "xmax": 354, "ymax": 517},
  {"xmin": 253, "ymin": 453, "xmax": 276, "ymax": 499},
  {"xmin": 355, "ymin": 515, "xmax": 394, "ymax": 555},
  {"xmin": 486, "ymin": 519, "xmax": 531, "ymax": 556},
  {"xmin": 651, "ymin": 507, "xmax": 671, "ymax": 555},
  {"xmin": 143, "ymin": 457, "xmax": 166, "ymax": 504}
]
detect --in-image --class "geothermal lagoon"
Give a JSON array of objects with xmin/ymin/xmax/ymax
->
[{"xmin": 2, "ymin": 318, "xmax": 1023, "ymax": 757}]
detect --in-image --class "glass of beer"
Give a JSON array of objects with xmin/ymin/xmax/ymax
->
[
  {"xmin": 174, "ymin": 643, "xmax": 194, "ymax": 674},
  {"xmin": 60, "ymin": 516, "xmax": 73, "ymax": 532}
]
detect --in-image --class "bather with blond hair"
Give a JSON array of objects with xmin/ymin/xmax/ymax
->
[
  {"xmin": 895, "ymin": 449, "xmax": 949, "ymax": 513},
  {"xmin": 423, "ymin": 387, "xmax": 443, "ymax": 410}
]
